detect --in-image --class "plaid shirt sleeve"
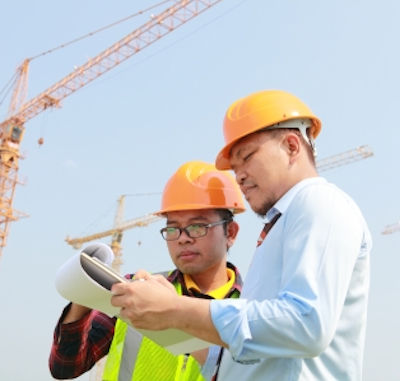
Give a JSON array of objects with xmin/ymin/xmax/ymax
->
[{"xmin": 49, "ymin": 303, "xmax": 116, "ymax": 379}]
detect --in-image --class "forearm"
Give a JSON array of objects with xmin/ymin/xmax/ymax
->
[
  {"xmin": 211, "ymin": 296, "xmax": 332, "ymax": 362},
  {"xmin": 50, "ymin": 309, "xmax": 93, "ymax": 378},
  {"xmin": 172, "ymin": 296, "xmax": 226, "ymax": 347},
  {"xmin": 62, "ymin": 303, "xmax": 91, "ymax": 323},
  {"xmin": 113, "ymin": 279, "xmax": 226, "ymax": 346},
  {"xmin": 49, "ymin": 305, "xmax": 115, "ymax": 378}
]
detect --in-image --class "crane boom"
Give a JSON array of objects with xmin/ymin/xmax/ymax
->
[
  {"xmin": 0, "ymin": 0, "xmax": 224, "ymax": 257},
  {"xmin": 1, "ymin": 0, "xmax": 223, "ymax": 128},
  {"xmin": 65, "ymin": 213, "xmax": 161, "ymax": 249},
  {"xmin": 382, "ymin": 222, "xmax": 400, "ymax": 235},
  {"xmin": 316, "ymin": 145, "xmax": 373, "ymax": 172}
]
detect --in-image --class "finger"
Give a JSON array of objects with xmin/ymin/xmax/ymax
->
[
  {"xmin": 134, "ymin": 269, "xmax": 152, "ymax": 280},
  {"xmin": 110, "ymin": 292, "xmax": 126, "ymax": 307},
  {"xmin": 111, "ymin": 281, "xmax": 135, "ymax": 297},
  {"xmin": 150, "ymin": 275, "xmax": 176, "ymax": 291},
  {"xmin": 110, "ymin": 296, "xmax": 120, "ymax": 307},
  {"xmin": 119, "ymin": 306, "xmax": 127, "ymax": 319},
  {"xmin": 110, "ymin": 282, "xmax": 125, "ymax": 296},
  {"xmin": 149, "ymin": 274, "xmax": 165, "ymax": 282}
]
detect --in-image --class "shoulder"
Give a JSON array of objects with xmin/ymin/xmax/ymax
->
[
  {"xmin": 292, "ymin": 179, "xmax": 361, "ymax": 215},
  {"xmin": 286, "ymin": 179, "xmax": 369, "ymax": 236}
]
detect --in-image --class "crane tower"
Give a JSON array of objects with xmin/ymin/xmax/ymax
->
[{"xmin": 0, "ymin": 0, "xmax": 225, "ymax": 259}]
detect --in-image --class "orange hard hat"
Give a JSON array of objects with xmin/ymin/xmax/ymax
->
[
  {"xmin": 215, "ymin": 90, "xmax": 322, "ymax": 170},
  {"xmin": 156, "ymin": 161, "xmax": 245, "ymax": 215}
]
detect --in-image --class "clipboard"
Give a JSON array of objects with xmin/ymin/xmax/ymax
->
[
  {"xmin": 55, "ymin": 250, "xmax": 212, "ymax": 355},
  {"xmin": 80, "ymin": 252, "xmax": 128, "ymax": 290}
]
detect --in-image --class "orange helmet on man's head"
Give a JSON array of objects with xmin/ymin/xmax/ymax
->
[
  {"xmin": 155, "ymin": 161, "xmax": 245, "ymax": 215},
  {"xmin": 215, "ymin": 90, "xmax": 322, "ymax": 170}
]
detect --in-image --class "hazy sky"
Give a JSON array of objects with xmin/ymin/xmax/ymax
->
[{"xmin": 0, "ymin": 1, "xmax": 399, "ymax": 380}]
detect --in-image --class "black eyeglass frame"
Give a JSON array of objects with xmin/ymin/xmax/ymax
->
[{"xmin": 160, "ymin": 219, "xmax": 229, "ymax": 241}]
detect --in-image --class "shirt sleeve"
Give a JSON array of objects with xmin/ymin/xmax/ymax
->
[
  {"xmin": 210, "ymin": 184, "xmax": 370, "ymax": 362},
  {"xmin": 49, "ymin": 303, "xmax": 116, "ymax": 379}
]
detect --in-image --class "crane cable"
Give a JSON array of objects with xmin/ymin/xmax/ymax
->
[
  {"xmin": 28, "ymin": 0, "xmax": 172, "ymax": 61},
  {"xmin": 0, "ymin": 0, "xmax": 171, "ymax": 113},
  {"xmin": 1, "ymin": 0, "xmax": 250, "ymax": 112},
  {"xmin": 0, "ymin": 71, "xmax": 18, "ymax": 110},
  {"xmin": 85, "ymin": 0, "xmax": 250, "ymax": 89}
]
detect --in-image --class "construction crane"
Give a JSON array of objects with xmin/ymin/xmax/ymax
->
[
  {"xmin": 0, "ymin": 0, "xmax": 225, "ymax": 259},
  {"xmin": 65, "ymin": 194, "xmax": 161, "ymax": 272},
  {"xmin": 382, "ymin": 221, "xmax": 400, "ymax": 235},
  {"xmin": 316, "ymin": 145, "xmax": 374, "ymax": 172}
]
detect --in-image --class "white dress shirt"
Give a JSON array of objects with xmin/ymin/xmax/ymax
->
[{"xmin": 210, "ymin": 177, "xmax": 372, "ymax": 381}]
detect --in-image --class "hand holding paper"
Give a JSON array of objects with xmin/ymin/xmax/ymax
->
[
  {"xmin": 111, "ymin": 275, "xmax": 179, "ymax": 330},
  {"xmin": 110, "ymin": 275, "xmax": 224, "ymax": 349},
  {"xmin": 55, "ymin": 243, "xmax": 212, "ymax": 355}
]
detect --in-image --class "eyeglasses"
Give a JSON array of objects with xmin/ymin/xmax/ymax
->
[{"xmin": 160, "ymin": 219, "xmax": 228, "ymax": 241}]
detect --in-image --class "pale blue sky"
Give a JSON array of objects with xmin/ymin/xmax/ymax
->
[{"xmin": 0, "ymin": 1, "xmax": 399, "ymax": 380}]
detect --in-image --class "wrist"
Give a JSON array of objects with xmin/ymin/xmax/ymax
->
[{"xmin": 63, "ymin": 303, "xmax": 91, "ymax": 324}]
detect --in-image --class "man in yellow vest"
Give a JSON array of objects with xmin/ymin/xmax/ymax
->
[{"xmin": 49, "ymin": 160, "xmax": 245, "ymax": 381}]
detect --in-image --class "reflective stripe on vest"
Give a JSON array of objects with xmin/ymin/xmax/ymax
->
[
  {"xmin": 103, "ymin": 276, "xmax": 203, "ymax": 381},
  {"xmin": 102, "ymin": 320, "xmax": 143, "ymax": 381}
]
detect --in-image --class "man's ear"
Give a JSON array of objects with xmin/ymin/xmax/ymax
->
[
  {"xmin": 282, "ymin": 132, "xmax": 301, "ymax": 164},
  {"xmin": 226, "ymin": 220, "xmax": 239, "ymax": 249}
]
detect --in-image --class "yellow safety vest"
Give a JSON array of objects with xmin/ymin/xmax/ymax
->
[{"xmin": 103, "ymin": 280, "xmax": 206, "ymax": 381}]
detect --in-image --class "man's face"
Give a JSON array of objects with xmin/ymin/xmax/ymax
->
[
  {"xmin": 164, "ymin": 209, "xmax": 230, "ymax": 275},
  {"xmin": 229, "ymin": 130, "xmax": 290, "ymax": 216}
]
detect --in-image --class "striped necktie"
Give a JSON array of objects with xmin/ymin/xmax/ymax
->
[{"xmin": 256, "ymin": 212, "xmax": 282, "ymax": 247}]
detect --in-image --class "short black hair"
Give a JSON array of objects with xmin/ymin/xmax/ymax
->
[{"xmin": 214, "ymin": 209, "xmax": 234, "ymax": 235}]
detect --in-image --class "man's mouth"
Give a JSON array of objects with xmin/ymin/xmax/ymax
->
[
  {"xmin": 178, "ymin": 251, "xmax": 198, "ymax": 261},
  {"xmin": 241, "ymin": 184, "xmax": 257, "ymax": 198}
]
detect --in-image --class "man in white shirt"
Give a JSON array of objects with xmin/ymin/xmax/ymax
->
[{"xmin": 111, "ymin": 89, "xmax": 372, "ymax": 381}]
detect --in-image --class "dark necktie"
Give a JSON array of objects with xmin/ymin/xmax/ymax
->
[{"xmin": 256, "ymin": 212, "xmax": 282, "ymax": 247}]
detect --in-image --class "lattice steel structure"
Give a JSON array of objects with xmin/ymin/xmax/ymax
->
[{"xmin": 0, "ymin": 0, "xmax": 224, "ymax": 258}]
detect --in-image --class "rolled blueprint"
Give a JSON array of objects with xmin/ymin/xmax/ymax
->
[{"xmin": 55, "ymin": 242, "xmax": 121, "ymax": 317}]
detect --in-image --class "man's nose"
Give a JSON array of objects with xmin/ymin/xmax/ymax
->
[
  {"xmin": 235, "ymin": 169, "xmax": 246, "ymax": 185},
  {"xmin": 177, "ymin": 229, "xmax": 194, "ymax": 244}
]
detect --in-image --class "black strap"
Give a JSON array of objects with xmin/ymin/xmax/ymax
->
[{"xmin": 211, "ymin": 347, "xmax": 224, "ymax": 381}]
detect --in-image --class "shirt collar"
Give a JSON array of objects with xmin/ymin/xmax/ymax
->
[
  {"xmin": 184, "ymin": 268, "xmax": 236, "ymax": 299},
  {"xmin": 167, "ymin": 262, "xmax": 242, "ymax": 299}
]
